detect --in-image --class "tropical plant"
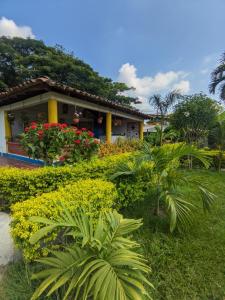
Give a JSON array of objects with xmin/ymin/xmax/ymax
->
[
  {"xmin": 170, "ymin": 94, "xmax": 219, "ymax": 146},
  {"xmin": 149, "ymin": 91, "xmax": 182, "ymax": 145},
  {"xmin": 112, "ymin": 143, "xmax": 216, "ymax": 232},
  {"xmin": 145, "ymin": 125, "xmax": 179, "ymax": 146},
  {"xmin": 208, "ymin": 112, "xmax": 225, "ymax": 171},
  {"xmin": 29, "ymin": 206, "xmax": 153, "ymax": 300},
  {"xmin": 209, "ymin": 52, "xmax": 225, "ymax": 101}
]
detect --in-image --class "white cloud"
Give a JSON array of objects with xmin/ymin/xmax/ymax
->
[
  {"xmin": 0, "ymin": 17, "xmax": 35, "ymax": 38},
  {"xmin": 117, "ymin": 63, "xmax": 190, "ymax": 112}
]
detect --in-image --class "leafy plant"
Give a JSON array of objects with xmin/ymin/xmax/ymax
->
[
  {"xmin": 112, "ymin": 143, "xmax": 216, "ymax": 232},
  {"xmin": 20, "ymin": 122, "xmax": 99, "ymax": 165},
  {"xmin": 29, "ymin": 206, "xmax": 153, "ymax": 300},
  {"xmin": 11, "ymin": 179, "xmax": 117, "ymax": 260}
]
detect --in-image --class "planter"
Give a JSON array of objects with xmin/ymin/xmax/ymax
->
[{"xmin": 7, "ymin": 142, "xmax": 27, "ymax": 156}]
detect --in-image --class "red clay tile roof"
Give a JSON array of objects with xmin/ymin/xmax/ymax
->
[{"xmin": 0, "ymin": 77, "xmax": 149, "ymax": 119}]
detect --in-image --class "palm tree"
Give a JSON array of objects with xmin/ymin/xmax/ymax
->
[
  {"xmin": 209, "ymin": 52, "xmax": 225, "ymax": 100},
  {"xmin": 29, "ymin": 206, "xmax": 153, "ymax": 300},
  {"xmin": 149, "ymin": 91, "xmax": 182, "ymax": 146},
  {"xmin": 112, "ymin": 143, "xmax": 216, "ymax": 232}
]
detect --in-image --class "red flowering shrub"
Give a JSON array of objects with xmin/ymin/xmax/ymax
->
[{"xmin": 21, "ymin": 123, "xmax": 100, "ymax": 165}]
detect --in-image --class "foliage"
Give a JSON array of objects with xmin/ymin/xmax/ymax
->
[
  {"xmin": 170, "ymin": 94, "xmax": 219, "ymax": 145},
  {"xmin": 0, "ymin": 152, "xmax": 130, "ymax": 209},
  {"xmin": 209, "ymin": 52, "xmax": 225, "ymax": 100},
  {"xmin": 112, "ymin": 143, "xmax": 216, "ymax": 232},
  {"xmin": 149, "ymin": 91, "xmax": 182, "ymax": 145},
  {"xmin": 0, "ymin": 37, "xmax": 135, "ymax": 105},
  {"xmin": 21, "ymin": 122, "xmax": 99, "ymax": 165},
  {"xmin": 29, "ymin": 207, "xmax": 153, "ymax": 300},
  {"xmin": 11, "ymin": 179, "xmax": 117, "ymax": 260},
  {"xmin": 0, "ymin": 261, "xmax": 54, "ymax": 300},
  {"xmin": 125, "ymin": 170, "xmax": 225, "ymax": 300},
  {"xmin": 99, "ymin": 138, "xmax": 142, "ymax": 157},
  {"xmin": 144, "ymin": 126, "xmax": 180, "ymax": 146},
  {"xmin": 208, "ymin": 112, "xmax": 225, "ymax": 170}
]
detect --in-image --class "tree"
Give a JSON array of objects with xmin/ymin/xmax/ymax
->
[
  {"xmin": 170, "ymin": 94, "xmax": 219, "ymax": 146},
  {"xmin": 29, "ymin": 207, "xmax": 153, "ymax": 300},
  {"xmin": 112, "ymin": 143, "xmax": 215, "ymax": 232},
  {"xmin": 208, "ymin": 112, "xmax": 225, "ymax": 171},
  {"xmin": 0, "ymin": 37, "xmax": 135, "ymax": 106},
  {"xmin": 209, "ymin": 52, "xmax": 225, "ymax": 101},
  {"xmin": 149, "ymin": 91, "xmax": 182, "ymax": 145}
]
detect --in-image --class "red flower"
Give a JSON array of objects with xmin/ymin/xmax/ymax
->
[
  {"xmin": 60, "ymin": 123, "xmax": 68, "ymax": 129},
  {"xmin": 38, "ymin": 130, "xmax": 44, "ymax": 135},
  {"xmin": 43, "ymin": 123, "xmax": 50, "ymax": 129},
  {"xmin": 59, "ymin": 156, "xmax": 66, "ymax": 161},
  {"xmin": 74, "ymin": 139, "xmax": 81, "ymax": 144},
  {"xmin": 25, "ymin": 127, "xmax": 29, "ymax": 132},
  {"xmin": 88, "ymin": 131, "xmax": 94, "ymax": 137},
  {"xmin": 76, "ymin": 130, "xmax": 82, "ymax": 135},
  {"xmin": 81, "ymin": 127, "xmax": 87, "ymax": 131},
  {"xmin": 30, "ymin": 125, "xmax": 37, "ymax": 130},
  {"xmin": 30, "ymin": 122, "xmax": 37, "ymax": 126}
]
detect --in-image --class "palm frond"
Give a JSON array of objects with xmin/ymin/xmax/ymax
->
[{"xmin": 30, "ymin": 209, "xmax": 153, "ymax": 300}]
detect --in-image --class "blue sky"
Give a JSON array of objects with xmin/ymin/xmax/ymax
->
[{"xmin": 0, "ymin": 0, "xmax": 225, "ymax": 112}]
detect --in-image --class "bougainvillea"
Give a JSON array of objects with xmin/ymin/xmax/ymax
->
[{"xmin": 21, "ymin": 122, "xmax": 100, "ymax": 165}]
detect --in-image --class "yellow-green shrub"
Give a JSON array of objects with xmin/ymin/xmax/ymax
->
[
  {"xmin": 0, "ymin": 153, "xmax": 131, "ymax": 209},
  {"xmin": 99, "ymin": 139, "xmax": 142, "ymax": 157},
  {"xmin": 11, "ymin": 178, "xmax": 117, "ymax": 261}
]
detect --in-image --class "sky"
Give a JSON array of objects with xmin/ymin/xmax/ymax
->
[{"xmin": 0, "ymin": 0, "xmax": 225, "ymax": 113}]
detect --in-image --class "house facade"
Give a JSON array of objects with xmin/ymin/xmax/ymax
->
[{"xmin": 0, "ymin": 77, "xmax": 148, "ymax": 159}]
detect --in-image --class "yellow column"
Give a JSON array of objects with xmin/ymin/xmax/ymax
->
[
  {"xmin": 139, "ymin": 121, "xmax": 144, "ymax": 140},
  {"xmin": 48, "ymin": 99, "xmax": 58, "ymax": 123},
  {"xmin": 4, "ymin": 111, "xmax": 11, "ymax": 140},
  {"xmin": 106, "ymin": 112, "xmax": 112, "ymax": 144}
]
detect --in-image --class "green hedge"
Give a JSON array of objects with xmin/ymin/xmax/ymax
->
[
  {"xmin": 11, "ymin": 178, "xmax": 117, "ymax": 260},
  {"xmin": 0, "ymin": 153, "xmax": 131, "ymax": 209}
]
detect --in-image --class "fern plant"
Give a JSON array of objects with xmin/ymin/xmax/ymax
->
[
  {"xmin": 29, "ymin": 206, "xmax": 153, "ymax": 300},
  {"xmin": 112, "ymin": 143, "xmax": 216, "ymax": 232}
]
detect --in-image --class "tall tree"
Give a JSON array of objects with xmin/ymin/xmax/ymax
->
[
  {"xmin": 149, "ymin": 91, "xmax": 182, "ymax": 145},
  {"xmin": 209, "ymin": 52, "xmax": 225, "ymax": 100},
  {"xmin": 170, "ymin": 94, "xmax": 219, "ymax": 145},
  {"xmin": 0, "ymin": 37, "xmax": 135, "ymax": 106}
]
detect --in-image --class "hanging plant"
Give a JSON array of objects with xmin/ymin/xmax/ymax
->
[
  {"xmin": 97, "ymin": 116, "xmax": 103, "ymax": 124},
  {"xmin": 73, "ymin": 112, "xmax": 80, "ymax": 124}
]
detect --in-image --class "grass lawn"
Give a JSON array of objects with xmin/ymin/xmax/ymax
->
[
  {"xmin": 1, "ymin": 170, "xmax": 225, "ymax": 300},
  {"xmin": 124, "ymin": 170, "xmax": 225, "ymax": 300}
]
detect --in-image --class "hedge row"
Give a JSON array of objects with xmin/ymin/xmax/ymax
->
[
  {"xmin": 0, "ymin": 153, "xmax": 131, "ymax": 208},
  {"xmin": 11, "ymin": 178, "xmax": 117, "ymax": 260}
]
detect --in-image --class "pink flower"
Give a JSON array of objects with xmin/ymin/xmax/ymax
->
[
  {"xmin": 94, "ymin": 138, "xmax": 100, "ymax": 144},
  {"xmin": 81, "ymin": 127, "xmax": 87, "ymax": 131},
  {"xmin": 59, "ymin": 156, "xmax": 66, "ymax": 161}
]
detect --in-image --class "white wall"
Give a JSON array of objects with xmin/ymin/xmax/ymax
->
[{"xmin": 0, "ymin": 109, "xmax": 6, "ymax": 153}]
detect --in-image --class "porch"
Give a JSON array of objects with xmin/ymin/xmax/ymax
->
[{"xmin": 0, "ymin": 78, "xmax": 147, "ymax": 158}]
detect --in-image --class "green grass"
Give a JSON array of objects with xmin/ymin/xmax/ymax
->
[
  {"xmin": 125, "ymin": 170, "xmax": 225, "ymax": 300},
  {"xmin": 1, "ymin": 170, "xmax": 225, "ymax": 300}
]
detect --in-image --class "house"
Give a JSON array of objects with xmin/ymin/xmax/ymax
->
[{"xmin": 0, "ymin": 77, "xmax": 148, "ymax": 160}]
